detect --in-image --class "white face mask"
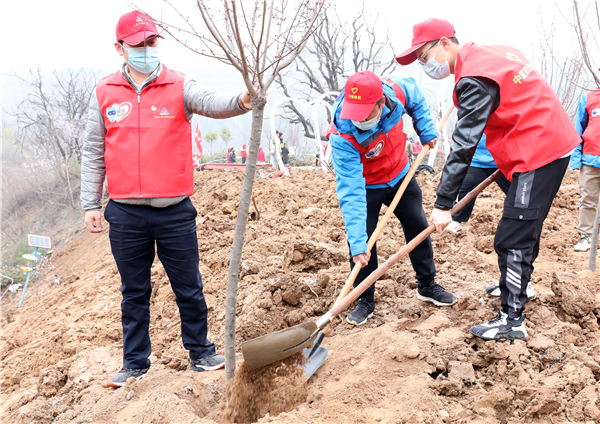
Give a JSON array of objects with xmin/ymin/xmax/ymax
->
[
  {"xmin": 352, "ymin": 107, "xmax": 382, "ymax": 131},
  {"xmin": 423, "ymin": 43, "xmax": 451, "ymax": 80}
]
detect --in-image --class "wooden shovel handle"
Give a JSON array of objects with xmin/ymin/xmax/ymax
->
[
  {"xmin": 331, "ymin": 103, "xmax": 455, "ymax": 309},
  {"xmin": 327, "ymin": 169, "xmax": 501, "ymax": 320}
]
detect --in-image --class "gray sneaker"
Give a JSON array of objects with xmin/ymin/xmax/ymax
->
[
  {"xmin": 106, "ymin": 367, "xmax": 149, "ymax": 388},
  {"xmin": 190, "ymin": 354, "xmax": 225, "ymax": 372}
]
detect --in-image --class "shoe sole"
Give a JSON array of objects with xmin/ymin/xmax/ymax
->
[
  {"xmin": 346, "ymin": 313, "xmax": 373, "ymax": 326},
  {"xmin": 574, "ymin": 248, "xmax": 590, "ymax": 252},
  {"xmin": 416, "ymin": 292, "xmax": 457, "ymax": 307},
  {"xmin": 191, "ymin": 362, "xmax": 225, "ymax": 372},
  {"xmin": 106, "ymin": 373, "xmax": 146, "ymax": 388},
  {"xmin": 469, "ymin": 328, "xmax": 527, "ymax": 341}
]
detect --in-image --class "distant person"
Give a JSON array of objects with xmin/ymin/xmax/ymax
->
[
  {"xmin": 281, "ymin": 142, "xmax": 289, "ymax": 165},
  {"xmin": 226, "ymin": 147, "xmax": 231, "ymax": 163},
  {"xmin": 328, "ymin": 70, "xmax": 456, "ymax": 327},
  {"xmin": 241, "ymin": 144, "xmax": 248, "ymax": 164},
  {"xmin": 228, "ymin": 147, "xmax": 236, "ymax": 164},
  {"xmin": 81, "ymin": 10, "xmax": 253, "ymax": 387},
  {"xmin": 270, "ymin": 132, "xmax": 279, "ymax": 167},
  {"xmin": 411, "ymin": 138, "xmax": 422, "ymax": 162},
  {"xmin": 257, "ymin": 147, "xmax": 265, "ymax": 163},
  {"xmin": 315, "ymin": 145, "xmax": 320, "ymax": 167},
  {"xmin": 571, "ymin": 89, "xmax": 600, "ymax": 252},
  {"xmin": 397, "ymin": 18, "xmax": 580, "ymax": 341}
]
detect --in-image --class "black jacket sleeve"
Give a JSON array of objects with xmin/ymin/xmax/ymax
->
[{"xmin": 434, "ymin": 76, "xmax": 501, "ymax": 210}]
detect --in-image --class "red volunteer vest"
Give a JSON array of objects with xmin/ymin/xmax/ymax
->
[
  {"xmin": 453, "ymin": 43, "xmax": 580, "ymax": 180},
  {"xmin": 96, "ymin": 66, "xmax": 193, "ymax": 199},
  {"xmin": 582, "ymin": 90, "xmax": 600, "ymax": 155},
  {"xmin": 329, "ymin": 77, "xmax": 408, "ymax": 185}
]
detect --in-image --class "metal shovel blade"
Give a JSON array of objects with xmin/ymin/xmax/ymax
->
[
  {"xmin": 303, "ymin": 346, "xmax": 328, "ymax": 380},
  {"xmin": 241, "ymin": 321, "xmax": 318, "ymax": 372}
]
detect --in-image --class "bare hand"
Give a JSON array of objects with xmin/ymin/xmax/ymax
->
[
  {"xmin": 85, "ymin": 210, "xmax": 103, "ymax": 233},
  {"xmin": 430, "ymin": 209, "xmax": 452, "ymax": 234},
  {"xmin": 424, "ymin": 138, "xmax": 438, "ymax": 150},
  {"xmin": 240, "ymin": 88, "xmax": 269, "ymax": 110},
  {"xmin": 352, "ymin": 252, "xmax": 371, "ymax": 267}
]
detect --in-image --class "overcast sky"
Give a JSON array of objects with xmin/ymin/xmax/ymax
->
[{"xmin": 1, "ymin": 0, "xmax": 581, "ymax": 150}]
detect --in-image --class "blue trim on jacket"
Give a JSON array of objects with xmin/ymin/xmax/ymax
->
[
  {"xmin": 331, "ymin": 75, "xmax": 439, "ymax": 256},
  {"xmin": 470, "ymin": 134, "xmax": 497, "ymax": 168},
  {"xmin": 570, "ymin": 92, "xmax": 599, "ymax": 169}
]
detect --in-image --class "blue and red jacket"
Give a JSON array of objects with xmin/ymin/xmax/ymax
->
[
  {"xmin": 329, "ymin": 75, "xmax": 438, "ymax": 256},
  {"xmin": 570, "ymin": 90, "xmax": 600, "ymax": 170}
]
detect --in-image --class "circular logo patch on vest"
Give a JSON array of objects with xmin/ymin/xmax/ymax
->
[
  {"xmin": 151, "ymin": 105, "xmax": 157, "ymax": 112},
  {"xmin": 365, "ymin": 140, "xmax": 385, "ymax": 159}
]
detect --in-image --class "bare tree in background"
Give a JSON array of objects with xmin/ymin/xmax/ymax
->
[
  {"xmin": 276, "ymin": 4, "xmax": 397, "ymax": 140},
  {"xmin": 537, "ymin": 0, "xmax": 599, "ymax": 110},
  {"xmin": 8, "ymin": 68, "xmax": 99, "ymax": 208},
  {"xmin": 151, "ymin": 0, "xmax": 324, "ymax": 381}
]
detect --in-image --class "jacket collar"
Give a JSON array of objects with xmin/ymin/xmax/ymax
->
[{"xmin": 106, "ymin": 63, "xmax": 174, "ymax": 89}]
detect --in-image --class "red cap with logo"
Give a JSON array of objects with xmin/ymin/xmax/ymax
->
[
  {"xmin": 340, "ymin": 71, "xmax": 383, "ymax": 121},
  {"xmin": 116, "ymin": 10, "xmax": 164, "ymax": 45},
  {"xmin": 395, "ymin": 18, "xmax": 455, "ymax": 66}
]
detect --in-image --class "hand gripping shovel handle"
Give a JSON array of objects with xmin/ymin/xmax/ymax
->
[{"xmin": 315, "ymin": 169, "xmax": 501, "ymax": 329}]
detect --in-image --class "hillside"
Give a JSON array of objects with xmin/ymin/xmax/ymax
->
[{"xmin": 1, "ymin": 168, "xmax": 599, "ymax": 424}]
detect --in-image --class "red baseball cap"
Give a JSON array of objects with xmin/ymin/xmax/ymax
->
[
  {"xmin": 340, "ymin": 71, "xmax": 383, "ymax": 121},
  {"xmin": 116, "ymin": 10, "xmax": 164, "ymax": 45},
  {"xmin": 395, "ymin": 18, "xmax": 455, "ymax": 66}
]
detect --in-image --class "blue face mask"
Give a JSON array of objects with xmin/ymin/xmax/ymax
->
[{"xmin": 124, "ymin": 46, "xmax": 161, "ymax": 73}]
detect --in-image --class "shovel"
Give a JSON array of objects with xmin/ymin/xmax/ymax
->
[
  {"xmin": 241, "ymin": 105, "xmax": 461, "ymax": 375},
  {"xmin": 242, "ymin": 169, "xmax": 500, "ymax": 373}
]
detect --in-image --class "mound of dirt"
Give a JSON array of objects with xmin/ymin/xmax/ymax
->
[{"xmin": 1, "ymin": 168, "xmax": 599, "ymax": 424}]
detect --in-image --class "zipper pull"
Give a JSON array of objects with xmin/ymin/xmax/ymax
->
[{"xmin": 138, "ymin": 94, "xmax": 140, "ymax": 103}]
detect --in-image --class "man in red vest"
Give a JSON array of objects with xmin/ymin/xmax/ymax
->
[
  {"xmin": 396, "ymin": 18, "xmax": 580, "ymax": 341},
  {"xmin": 329, "ymin": 70, "xmax": 457, "ymax": 326},
  {"xmin": 570, "ymin": 89, "xmax": 600, "ymax": 252},
  {"xmin": 241, "ymin": 144, "xmax": 248, "ymax": 164},
  {"xmin": 80, "ymin": 10, "xmax": 252, "ymax": 387}
]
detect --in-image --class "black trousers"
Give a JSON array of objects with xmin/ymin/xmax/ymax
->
[
  {"xmin": 104, "ymin": 198, "xmax": 216, "ymax": 369},
  {"xmin": 242, "ymin": 157, "xmax": 246, "ymax": 164},
  {"xmin": 494, "ymin": 157, "xmax": 569, "ymax": 319},
  {"xmin": 349, "ymin": 176, "xmax": 436, "ymax": 304},
  {"xmin": 452, "ymin": 167, "xmax": 511, "ymax": 222}
]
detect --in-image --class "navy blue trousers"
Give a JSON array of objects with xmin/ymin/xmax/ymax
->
[{"xmin": 104, "ymin": 198, "xmax": 215, "ymax": 369}]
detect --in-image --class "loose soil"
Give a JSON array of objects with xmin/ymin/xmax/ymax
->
[{"xmin": 1, "ymin": 168, "xmax": 599, "ymax": 424}]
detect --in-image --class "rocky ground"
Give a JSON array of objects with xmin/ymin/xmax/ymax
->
[{"xmin": 1, "ymin": 168, "xmax": 599, "ymax": 424}]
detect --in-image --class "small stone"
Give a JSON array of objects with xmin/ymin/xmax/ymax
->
[
  {"xmin": 439, "ymin": 410, "xmax": 450, "ymax": 422},
  {"xmin": 350, "ymin": 360, "xmax": 357, "ymax": 366},
  {"xmin": 292, "ymin": 250, "xmax": 304, "ymax": 262},
  {"xmin": 404, "ymin": 344, "xmax": 420, "ymax": 359},
  {"xmin": 126, "ymin": 390, "xmax": 134, "ymax": 400}
]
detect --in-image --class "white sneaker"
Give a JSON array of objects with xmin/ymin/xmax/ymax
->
[
  {"xmin": 446, "ymin": 221, "xmax": 462, "ymax": 233},
  {"xmin": 485, "ymin": 282, "xmax": 535, "ymax": 300},
  {"xmin": 574, "ymin": 235, "xmax": 591, "ymax": 252}
]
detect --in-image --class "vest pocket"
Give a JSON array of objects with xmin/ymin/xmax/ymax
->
[{"xmin": 494, "ymin": 205, "xmax": 539, "ymax": 249}]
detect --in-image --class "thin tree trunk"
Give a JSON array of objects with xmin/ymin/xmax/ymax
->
[
  {"xmin": 224, "ymin": 96, "xmax": 267, "ymax": 382},
  {"xmin": 588, "ymin": 195, "xmax": 600, "ymax": 271}
]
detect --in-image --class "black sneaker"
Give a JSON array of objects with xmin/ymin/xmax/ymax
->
[
  {"xmin": 106, "ymin": 367, "xmax": 149, "ymax": 388},
  {"xmin": 417, "ymin": 282, "xmax": 457, "ymax": 306},
  {"xmin": 469, "ymin": 310, "xmax": 527, "ymax": 341},
  {"xmin": 346, "ymin": 298, "xmax": 375, "ymax": 326},
  {"xmin": 485, "ymin": 282, "xmax": 535, "ymax": 299},
  {"xmin": 190, "ymin": 354, "xmax": 225, "ymax": 372}
]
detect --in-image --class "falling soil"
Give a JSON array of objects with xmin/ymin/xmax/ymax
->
[
  {"xmin": 220, "ymin": 354, "xmax": 308, "ymax": 423},
  {"xmin": 1, "ymin": 168, "xmax": 599, "ymax": 424}
]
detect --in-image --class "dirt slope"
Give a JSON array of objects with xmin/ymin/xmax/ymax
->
[{"xmin": 1, "ymin": 168, "xmax": 599, "ymax": 424}]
